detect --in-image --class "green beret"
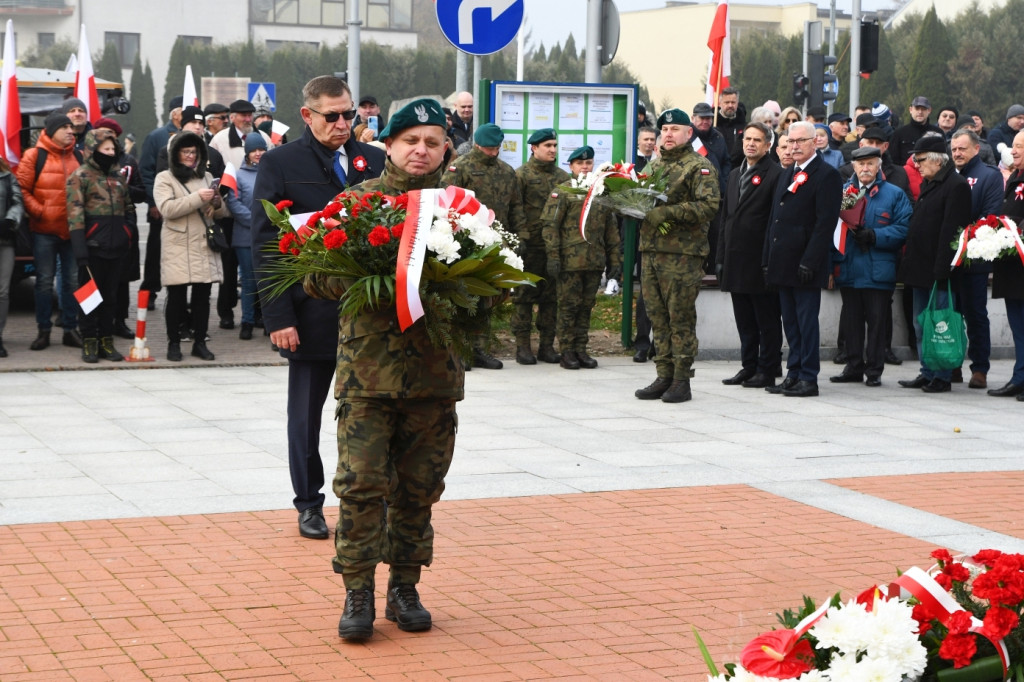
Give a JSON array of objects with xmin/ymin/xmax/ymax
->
[
  {"xmin": 527, "ymin": 128, "xmax": 556, "ymax": 145},
  {"xmin": 567, "ymin": 145, "xmax": 594, "ymax": 163},
  {"xmin": 378, "ymin": 98, "xmax": 446, "ymax": 140},
  {"xmin": 657, "ymin": 108, "xmax": 691, "ymax": 128},
  {"xmin": 474, "ymin": 122, "xmax": 504, "ymax": 147}
]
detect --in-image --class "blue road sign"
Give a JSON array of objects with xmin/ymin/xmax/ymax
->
[
  {"xmin": 247, "ymin": 82, "xmax": 276, "ymax": 112},
  {"xmin": 436, "ymin": 0, "xmax": 524, "ymax": 56}
]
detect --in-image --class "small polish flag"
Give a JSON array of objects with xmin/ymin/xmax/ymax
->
[
  {"xmin": 270, "ymin": 120, "xmax": 289, "ymax": 145},
  {"xmin": 692, "ymin": 135, "xmax": 708, "ymax": 157},
  {"xmin": 220, "ymin": 162, "xmax": 238, "ymax": 197},
  {"xmin": 833, "ymin": 217, "xmax": 849, "ymax": 255},
  {"xmin": 182, "ymin": 65, "xmax": 199, "ymax": 107},
  {"xmin": 74, "ymin": 277, "xmax": 102, "ymax": 315}
]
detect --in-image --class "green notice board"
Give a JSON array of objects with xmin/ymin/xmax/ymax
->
[{"xmin": 487, "ymin": 81, "xmax": 639, "ymax": 172}]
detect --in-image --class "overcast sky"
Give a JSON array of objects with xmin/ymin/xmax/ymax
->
[{"xmin": 520, "ymin": 0, "xmax": 902, "ymax": 50}]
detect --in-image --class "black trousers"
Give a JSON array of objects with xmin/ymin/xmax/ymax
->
[
  {"xmin": 216, "ymin": 225, "xmax": 238, "ymax": 321},
  {"xmin": 165, "ymin": 283, "xmax": 211, "ymax": 343},
  {"xmin": 287, "ymin": 358, "xmax": 336, "ymax": 512},
  {"xmin": 78, "ymin": 256, "xmax": 123, "ymax": 339},
  {"xmin": 141, "ymin": 214, "xmax": 162, "ymax": 293},
  {"xmin": 839, "ymin": 286, "xmax": 891, "ymax": 378},
  {"xmin": 730, "ymin": 290, "xmax": 783, "ymax": 375}
]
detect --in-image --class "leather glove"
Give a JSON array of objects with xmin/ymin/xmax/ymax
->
[
  {"xmin": 547, "ymin": 259, "xmax": 561, "ymax": 280},
  {"xmin": 147, "ymin": 206, "xmax": 161, "ymax": 221},
  {"xmin": 715, "ymin": 263, "xmax": 724, "ymax": 281},
  {"xmin": 0, "ymin": 218, "xmax": 15, "ymax": 238},
  {"xmin": 853, "ymin": 228, "xmax": 876, "ymax": 247},
  {"xmin": 798, "ymin": 265, "xmax": 814, "ymax": 285}
]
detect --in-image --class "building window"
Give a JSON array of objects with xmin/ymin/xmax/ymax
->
[
  {"xmin": 38, "ymin": 32, "xmax": 55, "ymax": 50},
  {"xmin": 179, "ymin": 35, "xmax": 213, "ymax": 48},
  {"xmin": 265, "ymin": 39, "xmax": 320, "ymax": 55},
  {"xmin": 251, "ymin": 0, "xmax": 409, "ymax": 29},
  {"xmin": 104, "ymin": 32, "xmax": 139, "ymax": 68}
]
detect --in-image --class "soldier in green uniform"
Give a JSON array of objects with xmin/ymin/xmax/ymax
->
[
  {"xmin": 513, "ymin": 128, "xmax": 570, "ymax": 364},
  {"xmin": 541, "ymin": 145, "xmax": 621, "ymax": 369},
  {"xmin": 303, "ymin": 99, "xmax": 460, "ymax": 643},
  {"xmin": 441, "ymin": 122, "xmax": 524, "ymax": 369},
  {"xmin": 633, "ymin": 108, "xmax": 721, "ymax": 403}
]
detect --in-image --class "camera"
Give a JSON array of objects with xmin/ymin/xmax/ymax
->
[{"xmin": 102, "ymin": 88, "xmax": 131, "ymax": 115}]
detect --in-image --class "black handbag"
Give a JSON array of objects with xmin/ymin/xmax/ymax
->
[{"xmin": 177, "ymin": 177, "xmax": 228, "ymax": 253}]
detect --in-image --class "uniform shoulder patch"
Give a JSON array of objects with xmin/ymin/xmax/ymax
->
[
  {"xmin": 448, "ymin": 165, "xmax": 457, "ymax": 172},
  {"xmin": 700, "ymin": 168, "xmax": 711, "ymax": 175},
  {"xmin": 550, "ymin": 192, "xmax": 559, "ymax": 198}
]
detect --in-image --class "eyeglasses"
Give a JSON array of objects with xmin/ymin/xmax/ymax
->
[
  {"xmin": 180, "ymin": 149, "xmax": 198, "ymax": 157},
  {"xmin": 913, "ymin": 155, "xmax": 929, "ymax": 164},
  {"xmin": 788, "ymin": 137, "xmax": 812, "ymax": 144},
  {"xmin": 308, "ymin": 106, "xmax": 357, "ymax": 123}
]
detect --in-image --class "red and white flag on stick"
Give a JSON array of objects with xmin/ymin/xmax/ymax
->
[
  {"xmin": 73, "ymin": 25, "xmax": 100, "ymax": 125},
  {"xmin": 74, "ymin": 276, "xmax": 102, "ymax": 315},
  {"xmin": 691, "ymin": 134, "xmax": 708, "ymax": 157},
  {"xmin": 704, "ymin": 0, "xmax": 731, "ymax": 106},
  {"xmin": 270, "ymin": 120, "xmax": 289, "ymax": 145},
  {"xmin": 220, "ymin": 162, "xmax": 238, "ymax": 197},
  {"xmin": 182, "ymin": 64, "xmax": 199, "ymax": 108},
  {"xmin": 0, "ymin": 20, "xmax": 22, "ymax": 167}
]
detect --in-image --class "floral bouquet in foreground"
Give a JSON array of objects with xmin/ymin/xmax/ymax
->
[
  {"xmin": 951, "ymin": 215, "xmax": 1024, "ymax": 267},
  {"xmin": 261, "ymin": 187, "xmax": 539, "ymax": 356},
  {"xmin": 695, "ymin": 548, "xmax": 1024, "ymax": 682}
]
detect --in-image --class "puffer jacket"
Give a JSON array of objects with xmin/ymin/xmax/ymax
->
[
  {"xmin": 153, "ymin": 131, "xmax": 228, "ymax": 286},
  {"xmin": 17, "ymin": 131, "xmax": 80, "ymax": 238},
  {"xmin": 66, "ymin": 129, "xmax": 136, "ymax": 261}
]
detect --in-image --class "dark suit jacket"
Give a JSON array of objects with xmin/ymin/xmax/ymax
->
[
  {"xmin": 717, "ymin": 155, "xmax": 782, "ymax": 294},
  {"xmin": 763, "ymin": 155, "xmax": 842, "ymax": 289},
  {"xmin": 993, "ymin": 170, "xmax": 1024, "ymax": 301},
  {"xmin": 251, "ymin": 126, "xmax": 386, "ymax": 361}
]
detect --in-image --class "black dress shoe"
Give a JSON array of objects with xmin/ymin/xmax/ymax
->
[
  {"xmin": 898, "ymin": 375, "xmax": 929, "ymax": 389},
  {"xmin": 829, "ymin": 371, "xmax": 863, "ymax": 383},
  {"xmin": 922, "ymin": 378, "xmax": 952, "ymax": 393},
  {"xmin": 560, "ymin": 350, "xmax": 580, "ymax": 370},
  {"xmin": 62, "ymin": 329, "xmax": 83, "ymax": 348},
  {"xmin": 632, "ymin": 347, "xmax": 649, "ymax": 363},
  {"xmin": 783, "ymin": 379, "xmax": 819, "ymax": 397},
  {"xmin": 338, "ymin": 589, "xmax": 375, "ymax": 641},
  {"xmin": 167, "ymin": 342, "xmax": 183, "ymax": 362},
  {"xmin": 988, "ymin": 382, "xmax": 1024, "ymax": 397},
  {"xmin": 766, "ymin": 376, "xmax": 798, "ymax": 394},
  {"xmin": 832, "ymin": 349, "xmax": 848, "ymax": 364},
  {"xmin": 722, "ymin": 368, "xmax": 755, "ymax": 385},
  {"xmin": 114, "ymin": 320, "xmax": 135, "ymax": 340},
  {"xmin": 298, "ymin": 506, "xmax": 329, "ymax": 539},
  {"xmin": 1016, "ymin": 393, "xmax": 1024, "ymax": 402},
  {"xmin": 239, "ymin": 323, "xmax": 254, "ymax": 340},
  {"xmin": 865, "ymin": 376, "xmax": 882, "ymax": 387},
  {"xmin": 576, "ymin": 351, "xmax": 598, "ymax": 368},
  {"xmin": 536, "ymin": 345, "xmax": 561, "ymax": 363},
  {"xmin": 884, "ymin": 348, "xmax": 902, "ymax": 365},
  {"xmin": 635, "ymin": 377, "xmax": 672, "ymax": 400},
  {"xmin": 385, "ymin": 584, "xmax": 431, "ymax": 632},
  {"xmin": 219, "ymin": 317, "xmax": 235, "ymax": 330},
  {"xmin": 742, "ymin": 373, "xmax": 774, "ymax": 388}
]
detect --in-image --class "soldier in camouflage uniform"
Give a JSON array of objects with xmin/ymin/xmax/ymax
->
[
  {"xmin": 513, "ymin": 128, "xmax": 570, "ymax": 364},
  {"xmin": 303, "ymin": 99, "xmax": 460, "ymax": 643},
  {"xmin": 541, "ymin": 145, "xmax": 621, "ymax": 369},
  {"xmin": 441, "ymin": 122, "xmax": 524, "ymax": 369},
  {"xmin": 633, "ymin": 108, "xmax": 721, "ymax": 403},
  {"xmin": 66, "ymin": 129, "xmax": 136, "ymax": 363}
]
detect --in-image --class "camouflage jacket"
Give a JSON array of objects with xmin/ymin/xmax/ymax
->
[
  {"xmin": 441, "ymin": 147, "xmax": 524, "ymax": 234},
  {"xmin": 515, "ymin": 156, "xmax": 570, "ymax": 244},
  {"xmin": 303, "ymin": 158, "xmax": 465, "ymax": 401},
  {"xmin": 639, "ymin": 142, "xmax": 720, "ymax": 257},
  {"xmin": 541, "ymin": 192, "xmax": 622, "ymax": 272},
  {"xmin": 66, "ymin": 129, "xmax": 136, "ymax": 260}
]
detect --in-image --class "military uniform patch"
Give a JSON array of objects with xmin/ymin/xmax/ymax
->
[
  {"xmin": 700, "ymin": 168, "xmax": 711, "ymax": 175},
  {"xmin": 448, "ymin": 166, "xmax": 457, "ymax": 172}
]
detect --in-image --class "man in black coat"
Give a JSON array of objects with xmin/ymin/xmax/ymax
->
[
  {"xmin": 891, "ymin": 96, "xmax": 943, "ymax": 164},
  {"xmin": 896, "ymin": 135, "xmax": 972, "ymax": 393},
  {"xmin": 989, "ymin": 131, "xmax": 1024, "ymax": 398},
  {"xmin": 717, "ymin": 121, "xmax": 783, "ymax": 389},
  {"xmin": 762, "ymin": 121, "xmax": 842, "ymax": 397},
  {"xmin": 252, "ymin": 75, "xmax": 385, "ymax": 541}
]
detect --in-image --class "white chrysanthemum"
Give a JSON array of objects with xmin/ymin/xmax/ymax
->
[
  {"xmin": 810, "ymin": 600, "xmax": 872, "ymax": 653},
  {"xmin": 426, "ymin": 228, "xmax": 461, "ymax": 263},
  {"xmin": 832, "ymin": 655, "xmax": 904, "ymax": 682},
  {"xmin": 499, "ymin": 247, "xmax": 524, "ymax": 271}
]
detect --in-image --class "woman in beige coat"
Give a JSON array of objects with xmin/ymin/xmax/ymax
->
[{"xmin": 154, "ymin": 131, "xmax": 228, "ymax": 361}]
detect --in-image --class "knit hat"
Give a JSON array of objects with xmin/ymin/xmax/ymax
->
[
  {"xmin": 871, "ymin": 102, "xmax": 891, "ymax": 124},
  {"xmin": 94, "ymin": 117, "xmax": 123, "ymax": 136},
  {"xmin": 474, "ymin": 123, "xmax": 504, "ymax": 147},
  {"xmin": 61, "ymin": 97, "xmax": 87, "ymax": 114},
  {"xmin": 181, "ymin": 106, "xmax": 205, "ymax": 125},
  {"xmin": 1007, "ymin": 104, "xmax": 1024, "ymax": 120},
  {"xmin": 244, "ymin": 133, "xmax": 267, "ymax": 154},
  {"xmin": 44, "ymin": 112, "xmax": 72, "ymax": 138}
]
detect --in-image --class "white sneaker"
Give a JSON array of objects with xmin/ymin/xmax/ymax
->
[{"xmin": 604, "ymin": 278, "xmax": 620, "ymax": 295}]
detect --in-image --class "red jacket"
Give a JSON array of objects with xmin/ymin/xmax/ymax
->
[{"xmin": 17, "ymin": 131, "xmax": 80, "ymax": 239}]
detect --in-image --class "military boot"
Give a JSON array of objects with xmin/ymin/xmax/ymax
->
[
  {"xmin": 385, "ymin": 583, "xmax": 432, "ymax": 632},
  {"xmin": 515, "ymin": 336, "xmax": 536, "ymax": 365},
  {"xmin": 98, "ymin": 337, "xmax": 124, "ymax": 362},
  {"xmin": 661, "ymin": 379, "xmax": 692, "ymax": 403},
  {"xmin": 560, "ymin": 350, "xmax": 580, "ymax": 370},
  {"xmin": 82, "ymin": 338, "xmax": 99, "ymax": 364},
  {"xmin": 576, "ymin": 350, "xmax": 598, "ymax": 369},
  {"xmin": 536, "ymin": 343, "xmax": 561, "ymax": 363},
  {"xmin": 337, "ymin": 589, "xmax": 375, "ymax": 641},
  {"xmin": 635, "ymin": 377, "xmax": 672, "ymax": 400}
]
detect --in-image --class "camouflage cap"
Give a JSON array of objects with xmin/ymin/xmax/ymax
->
[
  {"xmin": 527, "ymin": 128, "xmax": 556, "ymax": 145},
  {"xmin": 657, "ymin": 109, "xmax": 691, "ymax": 128},
  {"xmin": 474, "ymin": 122, "xmax": 504, "ymax": 147},
  {"xmin": 567, "ymin": 145, "xmax": 594, "ymax": 162},
  {"xmin": 379, "ymin": 98, "xmax": 446, "ymax": 140}
]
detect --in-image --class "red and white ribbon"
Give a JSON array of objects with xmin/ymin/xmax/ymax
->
[
  {"xmin": 951, "ymin": 226, "xmax": 970, "ymax": 267},
  {"xmin": 395, "ymin": 189, "xmax": 434, "ymax": 332},
  {"xmin": 787, "ymin": 170, "xmax": 808, "ymax": 194}
]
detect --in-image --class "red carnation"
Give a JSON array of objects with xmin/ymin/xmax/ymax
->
[
  {"xmin": 278, "ymin": 232, "xmax": 297, "ymax": 254},
  {"xmin": 939, "ymin": 632, "xmax": 977, "ymax": 668},
  {"xmin": 391, "ymin": 223, "xmax": 404, "ymax": 239},
  {"xmin": 275, "ymin": 199, "xmax": 293, "ymax": 211},
  {"xmin": 912, "ymin": 603, "xmax": 933, "ymax": 635},
  {"xmin": 305, "ymin": 211, "xmax": 322, "ymax": 227},
  {"xmin": 981, "ymin": 606, "xmax": 1019, "ymax": 640},
  {"xmin": 391, "ymin": 194, "xmax": 410, "ymax": 210},
  {"xmin": 932, "ymin": 548, "xmax": 955, "ymax": 565},
  {"xmin": 323, "ymin": 229, "xmax": 348, "ymax": 250},
  {"xmin": 349, "ymin": 204, "xmax": 361, "ymax": 218},
  {"xmin": 322, "ymin": 201, "xmax": 342, "ymax": 217},
  {"xmin": 973, "ymin": 549, "xmax": 1004, "ymax": 567},
  {"xmin": 367, "ymin": 225, "xmax": 391, "ymax": 246},
  {"xmin": 947, "ymin": 610, "xmax": 973, "ymax": 635}
]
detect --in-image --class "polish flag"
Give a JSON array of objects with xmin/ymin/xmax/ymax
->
[
  {"xmin": 73, "ymin": 25, "xmax": 100, "ymax": 124},
  {"xmin": 183, "ymin": 65, "xmax": 199, "ymax": 108},
  {"xmin": 833, "ymin": 217, "xmax": 849, "ymax": 255},
  {"xmin": 0, "ymin": 20, "xmax": 22, "ymax": 167},
  {"xmin": 270, "ymin": 119, "xmax": 289, "ymax": 145},
  {"xmin": 74, "ymin": 277, "xmax": 103, "ymax": 314},
  {"xmin": 691, "ymin": 134, "xmax": 708, "ymax": 157},
  {"xmin": 220, "ymin": 162, "xmax": 238, "ymax": 197},
  {"xmin": 704, "ymin": 0, "xmax": 731, "ymax": 105}
]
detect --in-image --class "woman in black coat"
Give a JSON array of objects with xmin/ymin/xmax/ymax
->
[{"xmin": 988, "ymin": 134, "xmax": 1024, "ymax": 397}]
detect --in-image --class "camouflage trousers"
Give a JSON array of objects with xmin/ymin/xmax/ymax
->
[
  {"xmin": 331, "ymin": 397, "xmax": 458, "ymax": 590},
  {"xmin": 556, "ymin": 270, "xmax": 602, "ymax": 352},
  {"xmin": 641, "ymin": 251, "xmax": 703, "ymax": 380},
  {"xmin": 511, "ymin": 244, "xmax": 557, "ymax": 345}
]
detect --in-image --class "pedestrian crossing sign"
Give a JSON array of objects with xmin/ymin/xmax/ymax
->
[{"xmin": 247, "ymin": 82, "xmax": 276, "ymax": 112}]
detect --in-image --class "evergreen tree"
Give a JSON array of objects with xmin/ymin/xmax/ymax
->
[
  {"xmin": 904, "ymin": 7, "xmax": 953, "ymax": 111},
  {"xmin": 95, "ymin": 42, "xmax": 124, "ymax": 84},
  {"xmin": 563, "ymin": 34, "xmax": 577, "ymax": 61},
  {"xmin": 126, "ymin": 55, "xmax": 158, "ymax": 141},
  {"xmin": 163, "ymin": 37, "xmax": 188, "ymax": 117}
]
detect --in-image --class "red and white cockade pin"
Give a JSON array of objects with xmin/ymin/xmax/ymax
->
[
  {"xmin": 787, "ymin": 170, "xmax": 808, "ymax": 193},
  {"xmin": 1015, "ymin": 184, "xmax": 1023, "ymax": 200},
  {"xmin": 353, "ymin": 156, "xmax": 368, "ymax": 172},
  {"xmin": 752, "ymin": 175, "xmax": 761, "ymax": 185}
]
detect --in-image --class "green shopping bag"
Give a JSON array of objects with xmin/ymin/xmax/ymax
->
[{"xmin": 916, "ymin": 280, "xmax": 967, "ymax": 371}]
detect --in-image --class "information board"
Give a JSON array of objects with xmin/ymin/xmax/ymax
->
[{"xmin": 487, "ymin": 81, "xmax": 639, "ymax": 172}]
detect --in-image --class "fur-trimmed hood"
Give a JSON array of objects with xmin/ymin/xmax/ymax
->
[{"xmin": 168, "ymin": 131, "xmax": 208, "ymax": 184}]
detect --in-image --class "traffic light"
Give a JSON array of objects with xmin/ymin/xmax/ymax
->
[
  {"xmin": 793, "ymin": 73, "xmax": 809, "ymax": 107},
  {"xmin": 807, "ymin": 53, "xmax": 839, "ymax": 109},
  {"xmin": 860, "ymin": 21, "xmax": 880, "ymax": 74},
  {"xmin": 822, "ymin": 55, "xmax": 839, "ymax": 104}
]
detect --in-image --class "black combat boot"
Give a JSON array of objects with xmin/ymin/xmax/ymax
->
[
  {"xmin": 661, "ymin": 379, "xmax": 692, "ymax": 403},
  {"xmin": 560, "ymin": 350, "xmax": 580, "ymax": 369},
  {"xmin": 82, "ymin": 338, "xmax": 99, "ymax": 364},
  {"xmin": 635, "ymin": 377, "xmax": 672, "ymax": 400},
  {"xmin": 576, "ymin": 350, "xmax": 598, "ymax": 369},
  {"xmin": 338, "ymin": 589, "xmax": 375, "ymax": 641},
  {"xmin": 98, "ymin": 337, "xmax": 124, "ymax": 361},
  {"xmin": 385, "ymin": 583, "xmax": 431, "ymax": 632},
  {"xmin": 191, "ymin": 341, "xmax": 215, "ymax": 361},
  {"xmin": 536, "ymin": 343, "xmax": 561, "ymax": 363},
  {"xmin": 472, "ymin": 347, "xmax": 503, "ymax": 369},
  {"xmin": 30, "ymin": 329, "xmax": 50, "ymax": 351}
]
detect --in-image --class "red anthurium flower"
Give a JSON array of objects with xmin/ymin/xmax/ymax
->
[
  {"xmin": 275, "ymin": 199, "xmax": 293, "ymax": 212},
  {"xmin": 740, "ymin": 630, "xmax": 814, "ymax": 678},
  {"xmin": 855, "ymin": 585, "xmax": 885, "ymax": 611}
]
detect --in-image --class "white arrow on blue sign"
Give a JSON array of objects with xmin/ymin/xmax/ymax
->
[{"xmin": 436, "ymin": 0, "xmax": 524, "ymax": 56}]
